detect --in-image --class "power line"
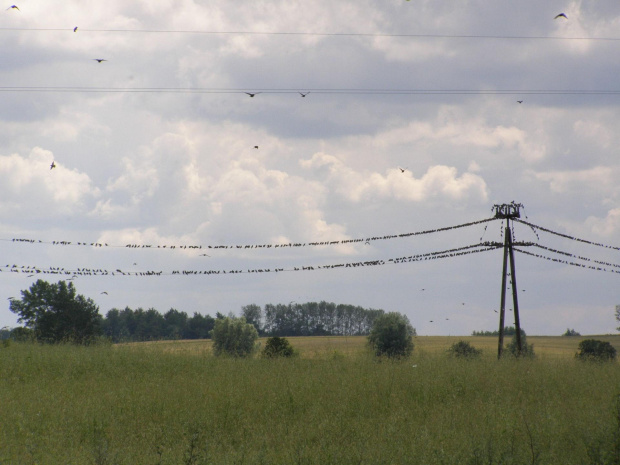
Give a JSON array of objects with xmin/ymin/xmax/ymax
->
[
  {"xmin": 0, "ymin": 86, "xmax": 619, "ymax": 96},
  {"xmin": 2, "ymin": 217, "xmax": 496, "ymax": 251},
  {"xmin": 514, "ymin": 247, "xmax": 620, "ymax": 275},
  {"xmin": 1, "ymin": 27, "xmax": 619, "ymax": 42},
  {"xmin": 0, "ymin": 242, "xmax": 501, "ymax": 278},
  {"xmin": 514, "ymin": 218, "xmax": 620, "ymax": 251}
]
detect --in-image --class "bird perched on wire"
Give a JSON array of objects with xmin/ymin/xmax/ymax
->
[
  {"xmin": 50, "ymin": 161, "xmax": 56, "ymax": 170},
  {"xmin": 554, "ymin": 13, "xmax": 567, "ymax": 19},
  {"xmin": 93, "ymin": 58, "xmax": 107, "ymax": 63}
]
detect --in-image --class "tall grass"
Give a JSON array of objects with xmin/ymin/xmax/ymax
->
[{"xmin": 1, "ymin": 339, "xmax": 619, "ymax": 464}]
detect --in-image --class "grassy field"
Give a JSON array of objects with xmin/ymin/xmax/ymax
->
[
  {"xmin": 2, "ymin": 336, "xmax": 620, "ymax": 464},
  {"xmin": 138, "ymin": 334, "xmax": 620, "ymax": 359}
]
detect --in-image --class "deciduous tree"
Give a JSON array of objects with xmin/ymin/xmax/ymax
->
[
  {"xmin": 367, "ymin": 312, "xmax": 415, "ymax": 358},
  {"xmin": 10, "ymin": 280, "xmax": 102, "ymax": 344}
]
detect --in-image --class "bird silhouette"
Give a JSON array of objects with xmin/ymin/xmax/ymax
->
[
  {"xmin": 6, "ymin": 5, "xmax": 19, "ymax": 11},
  {"xmin": 299, "ymin": 92, "xmax": 309, "ymax": 97},
  {"xmin": 554, "ymin": 13, "xmax": 567, "ymax": 19},
  {"xmin": 254, "ymin": 146, "xmax": 259, "ymax": 149},
  {"xmin": 93, "ymin": 58, "xmax": 107, "ymax": 63},
  {"xmin": 50, "ymin": 161, "xmax": 56, "ymax": 170},
  {"xmin": 245, "ymin": 92, "xmax": 259, "ymax": 97},
  {"xmin": 398, "ymin": 167, "xmax": 407, "ymax": 173},
  {"xmin": 517, "ymin": 100, "xmax": 523, "ymax": 104},
  {"xmin": 100, "ymin": 291, "xmax": 108, "ymax": 295},
  {"xmin": 73, "ymin": 27, "xmax": 78, "ymax": 32},
  {"xmin": 199, "ymin": 253, "xmax": 210, "ymax": 257}
]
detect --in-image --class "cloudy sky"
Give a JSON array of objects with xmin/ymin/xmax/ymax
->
[{"xmin": 1, "ymin": 0, "xmax": 619, "ymax": 336}]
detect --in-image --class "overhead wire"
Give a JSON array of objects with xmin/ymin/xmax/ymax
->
[
  {"xmin": 0, "ymin": 86, "xmax": 619, "ymax": 96},
  {"xmin": 2, "ymin": 217, "xmax": 497, "ymax": 251},
  {"xmin": 514, "ymin": 218, "xmax": 620, "ymax": 251},
  {"xmin": 1, "ymin": 27, "xmax": 619, "ymax": 42},
  {"xmin": 0, "ymin": 242, "xmax": 502, "ymax": 278}
]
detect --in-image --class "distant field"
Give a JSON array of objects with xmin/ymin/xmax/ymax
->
[
  {"xmin": 129, "ymin": 334, "xmax": 620, "ymax": 359},
  {"xmin": 2, "ymin": 336, "xmax": 620, "ymax": 464}
]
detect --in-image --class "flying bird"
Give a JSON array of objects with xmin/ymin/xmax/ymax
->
[
  {"xmin": 100, "ymin": 291, "xmax": 108, "ymax": 295},
  {"xmin": 199, "ymin": 253, "xmax": 210, "ymax": 257},
  {"xmin": 398, "ymin": 167, "xmax": 407, "ymax": 173},
  {"xmin": 299, "ymin": 92, "xmax": 309, "ymax": 97},
  {"xmin": 554, "ymin": 13, "xmax": 567, "ymax": 19},
  {"xmin": 73, "ymin": 27, "xmax": 78, "ymax": 32},
  {"xmin": 93, "ymin": 58, "xmax": 107, "ymax": 63},
  {"xmin": 50, "ymin": 161, "xmax": 56, "ymax": 170},
  {"xmin": 6, "ymin": 5, "xmax": 19, "ymax": 11},
  {"xmin": 517, "ymin": 100, "xmax": 523, "ymax": 104},
  {"xmin": 245, "ymin": 92, "xmax": 259, "ymax": 97}
]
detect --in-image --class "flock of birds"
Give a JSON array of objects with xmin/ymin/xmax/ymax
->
[{"xmin": 7, "ymin": 5, "xmax": 568, "ymax": 323}]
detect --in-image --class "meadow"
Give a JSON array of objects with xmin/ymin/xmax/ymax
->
[{"xmin": 1, "ymin": 335, "xmax": 620, "ymax": 464}]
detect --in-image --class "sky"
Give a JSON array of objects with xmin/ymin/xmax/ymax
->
[{"xmin": 1, "ymin": 0, "xmax": 619, "ymax": 336}]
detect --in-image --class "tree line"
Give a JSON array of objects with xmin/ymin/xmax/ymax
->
[{"xmin": 5, "ymin": 279, "xmax": 386, "ymax": 343}]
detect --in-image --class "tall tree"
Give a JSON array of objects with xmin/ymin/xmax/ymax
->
[
  {"xmin": 240, "ymin": 304, "xmax": 262, "ymax": 334},
  {"xmin": 10, "ymin": 280, "xmax": 102, "ymax": 344}
]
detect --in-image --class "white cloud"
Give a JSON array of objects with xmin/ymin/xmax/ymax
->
[
  {"xmin": 534, "ymin": 166, "xmax": 616, "ymax": 194},
  {"xmin": 585, "ymin": 208, "xmax": 620, "ymax": 237},
  {"xmin": 0, "ymin": 147, "xmax": 100, "ymax": 217},
  {"xmin": 301, "ymin": 152, "xmax": 488, "ymax": 203}
]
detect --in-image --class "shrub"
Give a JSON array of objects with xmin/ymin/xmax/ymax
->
[
  {"xmin": 262, "ymin": 336, "xmax": 296, "ymax": 358},
  {"xmin": 210, "ymin": 317, "xmax": 258, "ymax": 357},
  {"xmin": 447, "ymin": 340, "xmax": 482, "ymax": 359},
  {"xmin": 504, "ymin": 331, "xmax": 535, "ymax": 358},
  {"xmin": 576, "ymin": 339, "xmax": 617, "ymax": 362},
  {"xmin": 367, "ymin": 312, "xmax": 415, "ymax": 358},
  {"xmin": 562, "ymin": 328, "xmax": 581, "ymax": 337}
]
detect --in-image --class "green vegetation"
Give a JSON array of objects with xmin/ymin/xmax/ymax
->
[
  {"xmin": 9, "ymin": 279, "xmax": 102, "ymax": 344},
  {"xmin": 472, "ymin": 325, "xmax": 523, "ymax": 337},
  {"xmin": 367, "ymin": 312, "xmax": 415, "ymax": 358},
  {"xmin": 447, "ymin": 340, "xmax": 482, "ymax": 359},
  {"xmin": 1, "ymin": 338, "xmax": 619, "ymax": 464},
  {"xmin": 503, "ymin": 331, "xmax": 536, "ymax": 358},
  {"xmin": 262, "ymin": 336, "xmax": 297, "ymax": 358},
  {"xmin": 576, "ymin": 339, "xmax": 617, "ymax": 362},
  {"xmin": 563, "ymin": 328, "xmax": 582, "ymax": 337},
  {"xmin": 211, "ymin": 316, "xmax": 258, "ymax": 357}
]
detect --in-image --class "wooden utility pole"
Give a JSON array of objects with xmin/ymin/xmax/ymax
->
[{"xmin": 495, "ymin": 203, "xmax": 523, "ymax": 359}]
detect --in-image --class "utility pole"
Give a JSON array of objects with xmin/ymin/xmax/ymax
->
[{"xmin": 494, "ymin": 203, "xmax": 523, "ymax": 359}]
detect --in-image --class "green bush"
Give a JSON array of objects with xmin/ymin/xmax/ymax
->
[
  {"xmin": 576, "ymin": 339, "xmax": 617, "ymax": 362},
  {"xmin": 210, "ymin": 317, "xmax": 258, "ymax": 357},
  {"xmin": 367, "ymin": 312, "xmax": 415, "ymax": 358},
  {"xmin": 447, "ymin": 340, "xmax": 482, "ymax": 359},
  {"xmin": 504, "ymin": 331, "xmax": 535, "ymax": 358},
  {"xmin": 562, "ymin": 328, "xmax": 581, "ymax": 337},
  {"xmin": 262, "ymin": 336, "xmax": 296, "ymax": 358}
]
